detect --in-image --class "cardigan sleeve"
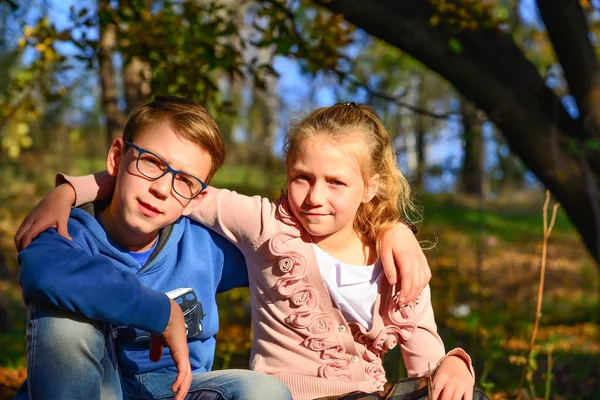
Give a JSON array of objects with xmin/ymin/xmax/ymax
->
[
  {"xmin": 57, "ymin": 172, "xmax": 277, "ymax": 255},
  {"xmin": 399, "ymin": 285, "xmax": 475, "ymax": 380},
  {"xmin": 57, "ymin": 171, "xmax": 115, "ymax": 206},
  {"xmin": 186, "ymin": 187, "xmax": 277, "ymax": 255}
]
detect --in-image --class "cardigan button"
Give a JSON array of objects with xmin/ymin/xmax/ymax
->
[
  {"xmin": 338, "ymin": 325, "xmax": 347, "ymax": 332},
  {"xmin": 351, "ymin": 356, "xmax": 359, "ymax": 363}
]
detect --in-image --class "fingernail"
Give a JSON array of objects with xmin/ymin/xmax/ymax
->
[{"xmin": 399, "ymin": 297, "xmax": 406, "ymax": 305}]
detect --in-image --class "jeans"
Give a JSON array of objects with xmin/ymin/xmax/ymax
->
[
  {"xmin": 14, "ymin": 303, "xmax": 122, "ymax": 400},
  {"xmin": 123, "ymin": 369, "xmax": 293, "ymax": 399},
  {"xmin": 14, "ymin": 304, "xmax": 293, "ymax": 400}
]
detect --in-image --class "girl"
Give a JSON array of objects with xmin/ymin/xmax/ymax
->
[{"xmin": 18, "ymin": 103, "xmax": 479, "ymax": 400}]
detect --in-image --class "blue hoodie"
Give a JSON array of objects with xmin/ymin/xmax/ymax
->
[{"xmin": 18, "ymin": 203, "xmax": 248, "ymax": 376}]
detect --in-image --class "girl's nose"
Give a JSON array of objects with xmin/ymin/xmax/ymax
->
[{"xmin": 306, "ymin": 182, "xmax": 325, "ymax": 206}]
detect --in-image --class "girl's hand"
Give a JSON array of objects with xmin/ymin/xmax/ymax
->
[
  {"xmin": 380, "ymin": 223, "xmax": 431, "ymax": 305},
  {"xmin": 432, "ymin": 355, "xmax": 475, "ymax": 400},
  {"xmin": 14, "ymin": 183, "xmax": 76, "ymax": 251}
]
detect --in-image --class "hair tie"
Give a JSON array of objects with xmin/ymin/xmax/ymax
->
[{"xmin": 338, "ymin": 101, "xmax": 360, "ymax": 110}]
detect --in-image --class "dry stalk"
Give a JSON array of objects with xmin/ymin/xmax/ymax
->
[
  {"xmin": 516, "ymin": 190, "xmax": 560, "ymax": 399},
  {"xmin": 427, "ymin": 363, "xmax": 434, "ymax": 398}
]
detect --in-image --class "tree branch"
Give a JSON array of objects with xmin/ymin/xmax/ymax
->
[
  {"xmin": 263, "ymin": 0, "xmax": 460, "ymax": 119},
  {"xmin": 537, "ymin": 0, "xmax": 600, "ymax": 141},
  {"xmin": 313, "ymin": 0, "xmax": 600, "ymax": 265}
]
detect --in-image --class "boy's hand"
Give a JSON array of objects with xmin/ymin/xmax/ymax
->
[
  {"xmin": 432, "ymin": 355, "xmax": 475, "ymax": 400},
  {"xmin": 14, "ymin": 183, "xmax": 76, "ymax": 251},
  {"xmin": 150, "ymin": 299, "xmax": 192, "ymax": 400},
  {"xmin": 380, "ymin": 223, "xmax": 431, "ymax": 305}
]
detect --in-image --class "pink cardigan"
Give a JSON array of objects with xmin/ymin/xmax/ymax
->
[{"xmin": 64, "ymin": 174, "xmax": 474, "ymax": 400}]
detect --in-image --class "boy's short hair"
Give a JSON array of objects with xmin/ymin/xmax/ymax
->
[{"xmin": 123, "ymin": 95, "xmax": 225, "ymax": 182}]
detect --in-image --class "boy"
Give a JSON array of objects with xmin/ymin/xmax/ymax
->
[{"xmin": 15, "ymin": 96, "xmax": 293, "ymax": 400}]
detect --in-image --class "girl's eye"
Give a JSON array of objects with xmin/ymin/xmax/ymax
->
[
  {"xmin": 295, "ymin": 174, "xmax": 310, "ymax": 181},
  {"xmin": 330, "ymin": 180, "xmax": 345, "ymax": 186}
]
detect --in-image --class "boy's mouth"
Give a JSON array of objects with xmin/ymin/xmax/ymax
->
[{"xmin": 137, "ymin": 200, "xmax": 162, "ymax": 216}]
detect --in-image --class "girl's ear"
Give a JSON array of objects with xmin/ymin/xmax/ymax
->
[
  {"xmin": 106, "ymin": 138, "xmax": 126, "ymax": 177},
  {"xmin": 363, "ymin": 173, "xmax": 380, "ymax": 203}
]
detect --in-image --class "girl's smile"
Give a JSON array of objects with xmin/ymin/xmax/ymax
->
[{"xmin": 286, "ymin": 136, "xmax": 378, "ymax": 252}]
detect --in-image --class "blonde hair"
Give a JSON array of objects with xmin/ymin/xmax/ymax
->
[
  {"xmin": 123, "ymin": 95, "xmax": 225, "ymax": 182},
  {"xmin": 284, "ymin": 103, "xmax": 420, "ymax": 247}
]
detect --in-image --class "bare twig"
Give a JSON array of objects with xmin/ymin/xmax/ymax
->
[
  {"xmin": 545, "ymin": 344, "xmax": 554, "ymax": 400},
  {"xmin": 330, "ymin": 67, "xmax": 462, "ymax": 120},
  {"xmin": 516, "ymin": 190, "xmax": 560, "ymax": 399},
  {"xmin": 427, "ymin": 362, "xmax": 434, "ymax": 398},
  {"xmin": 260, "ymin": 0, "xmax": 463, "ymax": 120}
]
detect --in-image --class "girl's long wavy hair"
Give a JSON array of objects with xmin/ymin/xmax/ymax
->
[{"xmin": 284, "ymin": 103, "xmax": 420, "ymax": 248}]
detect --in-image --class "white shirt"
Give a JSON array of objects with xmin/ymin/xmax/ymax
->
[{"xmin": 313, "ymin": 244, "xmax": 383, "ymax": 330}]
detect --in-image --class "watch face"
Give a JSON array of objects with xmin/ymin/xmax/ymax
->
[{"xmin": 166, "ymin": 288, "xmax": 205, "ymax": 337}]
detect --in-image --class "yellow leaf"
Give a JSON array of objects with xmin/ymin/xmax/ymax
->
[
  {"xmin": 16, "ymin": 123, "xmax": 29, "ymax": 135},
  {"xmin": 23, "ymin": 26, "xmax": 35, "ymax": 36},
  {"xmin": 7, "ymin": 144, "xmax": 20, "ymax": 158},
  {"xmin": 20, "ymin": 136, "xmax": 33, "ymax": 148}
]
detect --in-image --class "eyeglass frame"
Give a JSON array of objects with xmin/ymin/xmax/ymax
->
[{"xmin": 124, "ymin": 141, "xmax": 207, "ymax": 200}]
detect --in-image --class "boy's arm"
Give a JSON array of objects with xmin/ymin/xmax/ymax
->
[
  {"xmin": 19, "ymin": 228, "xmax": 193, "ymax": 398},
  {"xmin": 19, "ymin": 229, "xmax": 171, "ymax": 333},
  {"xmin": 14, "ymin": 171, "xmax": 114, "ymax": 251},
  {"xmin": 214, "ymin": 232, "xmax": 250, "ymax": 293},
  {"xmin": 379, "ymin": 224, "xmax": 431, "ymax": 305}
]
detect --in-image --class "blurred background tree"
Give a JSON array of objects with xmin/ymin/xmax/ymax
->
[{"xmin": 1, "ymin": 1, "xmax": 599, "ymax": 399}]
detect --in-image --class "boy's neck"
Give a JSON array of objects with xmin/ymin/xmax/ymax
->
[{"xmin": 98, "ymin": 203, "xmax": 159, "ymax": 252}]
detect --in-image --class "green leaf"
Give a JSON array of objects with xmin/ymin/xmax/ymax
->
[{"xmin": 448, "ymin": 38, "xmax": 463, "ymax": 54}]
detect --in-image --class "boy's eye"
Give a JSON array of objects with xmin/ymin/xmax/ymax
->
[
  {"xmin": 295, "ymin": 174, "xmax": 310, "ymax": 181},
  {"xmin": 330, "ymin": 180, "xmax": 345, "ymax": 186},
  {"xmin": 176, "ymin": 174, "xmax": 195, "ymax": 188},
  {"xmin": 141, "ymin": 155, "xmax": 164, "ymax": 168}
]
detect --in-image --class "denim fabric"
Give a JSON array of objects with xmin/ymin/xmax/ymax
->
[
  {"xmin": 13, "ymin": 305, "xmax": 292, "ymax": 400},
  {"xmin": 14, "ymin": 304, "xmax": 122, "ymax": 400},
  {"xmin": 122, "ymin": 369, "xmax": 293, "ymax": 400}
]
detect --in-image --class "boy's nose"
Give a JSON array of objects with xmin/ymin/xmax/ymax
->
[{"xmin": 150, "ymin": 173, "xmax": 172, "ymax": 198}]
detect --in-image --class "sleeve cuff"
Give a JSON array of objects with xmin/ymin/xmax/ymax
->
[
  {"xmin": 56, "ymin": 171, "xmax": 115, "ymax": 206},
  {"xmin": 432, "ymin": 347, "xmax": 475, "ymax": 381},
  {"xmin": 132, "ymin": 288, "xmax": 171, "ymax": 334}
]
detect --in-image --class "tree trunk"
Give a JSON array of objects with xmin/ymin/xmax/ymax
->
[
  {"xmin": 98, "ymin": 0, "xmax": 126, "ymax": 149},
  {"xmin": 414, "ymin": 73, "xmax": 427, "ymax": 192},
  {"xmin": 119, "ymin": 0, "xmax": 153, "ymax": 114},
  {"xmin": 123, "ymin": 57, "xmax": 152, "ymax": 114},
  {"xmin": 317, "ymin": 0, "xmax": 600, "ymax": 266},
  {"xmin": 459, "ymin": 98, "xmax": 484, "ymax": 196}
]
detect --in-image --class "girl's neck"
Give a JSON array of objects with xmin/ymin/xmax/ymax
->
[{"xmin": 312, "ymin": 229, "xmax": 377, "ymax": 266}]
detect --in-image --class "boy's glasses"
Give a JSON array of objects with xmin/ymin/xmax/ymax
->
[{"xmin": 125, "ymin": 141, "xmax": 207, "ymax": 200}]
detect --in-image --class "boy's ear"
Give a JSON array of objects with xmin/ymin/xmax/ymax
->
[
  {"xmin": 181, "ymin": 190, "xmax": 208, "ymax": 216},
  {"xmin": 106, "ymin": 138, "xmax": 126, "ymax": 177},
  {"xmin": 363, "ymin": 174, "xmax": 380, "ymax": 203}
]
